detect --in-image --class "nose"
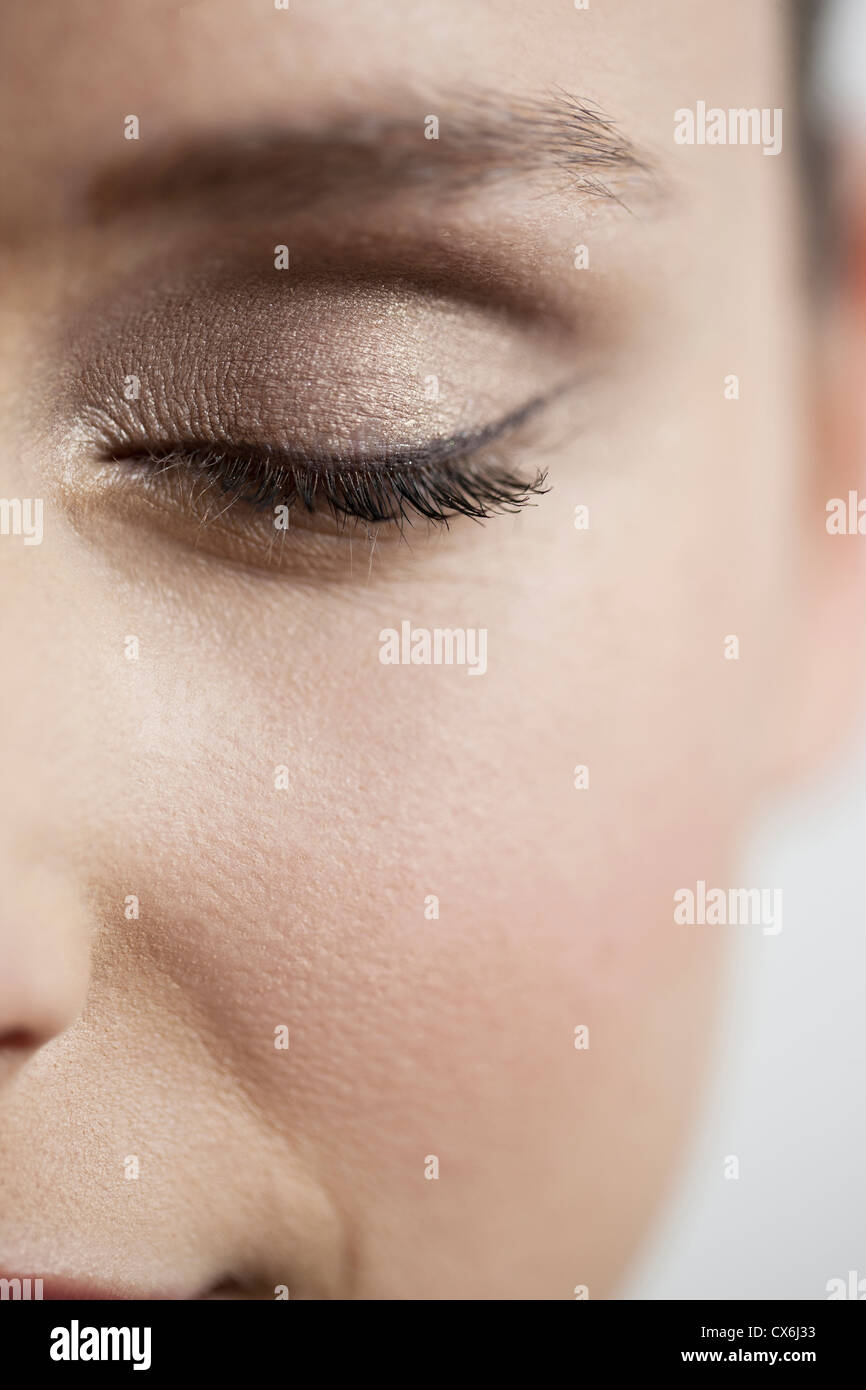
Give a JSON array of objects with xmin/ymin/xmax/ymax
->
[
  {"xmin": 0, "ymin": 864, "xmax": 92, "ymax": 1084},
  {"xmin": 0, "ymin": 522, "xmax": 96, "ymax": 1086}
]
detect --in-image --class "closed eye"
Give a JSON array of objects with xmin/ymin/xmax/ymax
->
[{"xmin": 100, "ymin": 396, "xmax": 553, "ymax": 534}]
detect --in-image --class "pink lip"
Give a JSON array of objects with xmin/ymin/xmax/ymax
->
[{"xmin": 0, "ymin": 1270, "xmax": 186, "ymax": 1300}]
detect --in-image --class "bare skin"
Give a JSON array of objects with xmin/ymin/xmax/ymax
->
[{"xmin": 0, "ymin": 0, "xmax": 861, "ymax": 1298}]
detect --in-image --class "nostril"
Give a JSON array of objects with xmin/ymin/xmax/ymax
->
[{"xmin": 0, "ymin": 1027, "xmax": 39, "ymax": 1051}]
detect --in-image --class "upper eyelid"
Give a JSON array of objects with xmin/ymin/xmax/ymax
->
[
  {"xmin": 97, "ymin": 390, "xmax": 557, "ymax": 473},
  {"xmin": 94, "ymin": 391, "xmax": 556, "ymax": 531}
]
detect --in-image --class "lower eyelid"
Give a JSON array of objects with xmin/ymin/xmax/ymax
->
[{"xmin": 50, "ymin": 427, "xmax": 554, "ymax": 588}]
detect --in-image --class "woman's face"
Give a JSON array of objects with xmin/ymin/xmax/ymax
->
[{"xmin": 0, "ymin": 0, "xmax": 848, "ymax": 1298}]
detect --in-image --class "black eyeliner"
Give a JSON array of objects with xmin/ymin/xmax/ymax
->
[{"xmin": 101, "ymin": 393, "xmax": 554, "ymax": 529}]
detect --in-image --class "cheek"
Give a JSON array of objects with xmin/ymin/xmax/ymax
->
[{"xmin": 83, "ymin": 517, "xmax": 734, "ymax": 1295}]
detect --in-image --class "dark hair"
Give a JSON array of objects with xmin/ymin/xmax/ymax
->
[
  {"xmin": 794, "ymin": 0, "xmax": 830, "ymax": 264},
  {"xmin": 794, "ymin": 0, "xmax": 823, "ymax": 81}
]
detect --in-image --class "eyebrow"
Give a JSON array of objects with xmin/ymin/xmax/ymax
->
[{"xmin": 84, "ymin": 90, "xmax": 657, "ymax": 226}]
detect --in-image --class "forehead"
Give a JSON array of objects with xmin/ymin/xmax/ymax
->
[{"xmin": 0, "ymin": 0, "xmax": 782, "ymax": 208}]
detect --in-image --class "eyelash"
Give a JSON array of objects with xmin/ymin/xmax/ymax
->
[{"xmin": 104, "ymin": 432, "xmax": 549, "ymax": 532}]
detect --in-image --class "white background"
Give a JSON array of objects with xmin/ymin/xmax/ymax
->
[{"xmin": 625, "ymin": 732, "xmax": 866, "ymax": 1298}]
